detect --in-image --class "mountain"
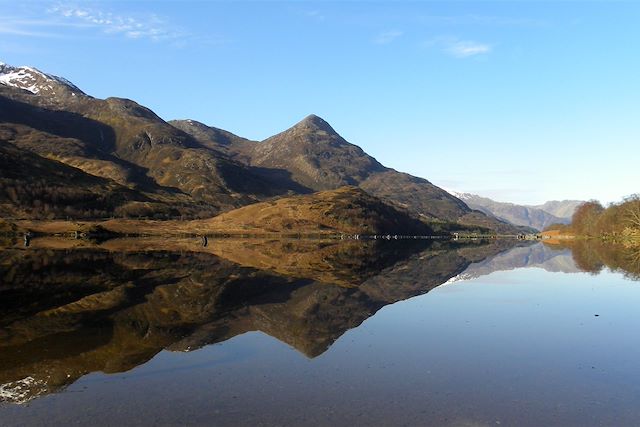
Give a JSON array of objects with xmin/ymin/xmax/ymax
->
[
  {"xmin": 533, "ymin": 200, "xmax": 584, "ymax": 219},
  {"xmin": 0, "ymin": 63, "xmax": 291, "ymax": 218},
  {"xmin": 1, "ymin": 61, "xmax": 520, "ymax": 232},
  {"xmin": 453, "ymin": 192, "xmax": 569, "ymax": 231},
  {"xmin": 177, "ymin": 114, "xmax": 522, "ymax": 233},
  {"xmin": 451, "ymin": 192, "xmax": 582, "ymax": 231},
  {"xmin": 249, "ymin": 115, "xmax": 386, "ymax": 190}
]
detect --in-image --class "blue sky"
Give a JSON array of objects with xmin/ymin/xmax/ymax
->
[{"xmin": 1, "ymin": 1, "xmax": 638, "ymax": 205}]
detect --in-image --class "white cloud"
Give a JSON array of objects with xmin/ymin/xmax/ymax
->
[{"xmin": 374, "ymin": 30, "xmax": 403, "ymax": 45}]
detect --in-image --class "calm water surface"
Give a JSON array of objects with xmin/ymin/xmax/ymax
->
[{"xmin": 1, "ymin": 238, "xmax": 639, "ymax": 426}]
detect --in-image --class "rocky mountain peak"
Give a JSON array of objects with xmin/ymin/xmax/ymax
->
[
  {"xmin": 291, "ymin": 114, "xmax": 338, "ymax": 135},
  {"xmin": 0, "ymin": 62, "xmax": 85, "ymax": 98}
]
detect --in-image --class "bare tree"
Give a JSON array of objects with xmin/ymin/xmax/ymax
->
[{"xmin": 623, "ymin": 194, "xmax": 640, "ymax": 229}]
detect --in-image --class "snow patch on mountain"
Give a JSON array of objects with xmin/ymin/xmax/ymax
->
[
  {"xmin": 0, "ymin": 62, "xmax": 84, "ymax": 97},
  {"xmin": 442, "ymin": 187, "xmax": 473, "ymax": 201}
]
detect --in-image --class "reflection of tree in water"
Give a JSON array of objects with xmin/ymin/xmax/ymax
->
[
  {"xmin": 549, "ymin": 240, "xmax": 640, "ymax": 280},
  {"xmin": 0, "ymin": 238, "xmax": 519, "ymax": 404},
  {"xmin": 624, "ymin": 245, "xmax": 640, "ymax": 280}
]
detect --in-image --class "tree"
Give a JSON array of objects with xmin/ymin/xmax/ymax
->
[
  {"xmin": 622, "ymin": 194, "xmax": 640, "ymax": 229},
  {"xmin": 571, "ymin": 200, "xmax": 604, "ymax": 236}
]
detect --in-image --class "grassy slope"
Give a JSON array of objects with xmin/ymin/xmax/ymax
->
[
  {"xmin": 195, "ymin": 186, "xmax": 433, "ymax": 235},
  {"xmin": 10, "ymin": 187, "xmax": 434, "ymax": 236}
]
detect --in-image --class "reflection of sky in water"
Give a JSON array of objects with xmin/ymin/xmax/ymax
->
[{"xmin": 4, "ymin": 267, "xmax": 640, "ymax": 427}]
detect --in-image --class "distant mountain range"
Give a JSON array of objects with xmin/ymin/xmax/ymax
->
[
  {"xmin": 449, "ymin": 191, "xmax": 583, "ymax": 231},
  {"xmin": 0, "ymin": 61, "xmax": 526, "ymax": 233}
]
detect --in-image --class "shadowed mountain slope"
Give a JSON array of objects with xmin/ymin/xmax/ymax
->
[
  {"xmin": 0, "ymin": 142, "xmax": 155, "ymax": 219},
  {"xmin": 0, "ymin": 64, "xmax": 295, "ymax": 217}
]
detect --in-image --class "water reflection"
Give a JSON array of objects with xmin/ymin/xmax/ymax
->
[
  {"xmin": 0, "ymin": 238, "xmax": 511, "ymax": 403},
  {"xmin": 546, "ymin": 239, "xmax": 640, "ymax": 279},
  {"xmin": 0, "ymin": 238, "xmax": 638, "ymax": 406},
  {"xmin": 445, "ymin": 241, "xmax": 580, "ymax": 284}
]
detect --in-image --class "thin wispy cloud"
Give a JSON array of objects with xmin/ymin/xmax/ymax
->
[
  {"xmin": 0, "ymin": 25, "xmax": 54, "ymax": 38},
  {"xmin": 445, "ymin": 40, "xmax": 492, "ymax": 58},
  {"xmin": 0, "ymin": 17, "xmax": 70, "ymax": 38},
  {"xmin": 1, "ymin": 4, "xmax": 224, "ymax": 47},
  {"xmin": 374, "ymin": 30, "xmax": 403, "ymax": 45},
  {"xmin": 49, "ymin": 5, "xmax": 185, "ymax": 42},
  {"xmin": 425, "ymin": 37, "xmax": 493, "ymax": 59}
]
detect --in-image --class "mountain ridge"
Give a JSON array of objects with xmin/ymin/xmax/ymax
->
[
  {"xmin": 1, "ymin": 60, "xmax": 522, "ymax": 233},
  {"xmin": 178, "ymin": 112, "xmax": 523, "ymax": 232}
]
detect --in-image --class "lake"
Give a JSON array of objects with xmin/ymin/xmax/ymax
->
[{"xmin": 1, "ymin": 237, "xmax": 639, "ymax": 426}]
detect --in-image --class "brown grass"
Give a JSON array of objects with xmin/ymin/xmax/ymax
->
[{"xmin": 9, "ymin": 186, "xmax": 431, "ymax": 237}]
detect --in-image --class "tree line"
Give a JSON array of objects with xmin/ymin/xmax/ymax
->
[{"xmin": 546, "ymin": 195, "xmax": 640, "ymax": 238}]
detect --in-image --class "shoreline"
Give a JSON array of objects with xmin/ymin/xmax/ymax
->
[{"xmin": 0, "ymin": 218, "xmax": 524, "ymax": 240}]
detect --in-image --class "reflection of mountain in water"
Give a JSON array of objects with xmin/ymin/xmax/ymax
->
[
  {"xmin": 0, "ymin": 238, "xmax": 521, "ymax": 404},
  {"xmin": 444, "ymin": 242, "xmax": 581, "ymax": 284}
]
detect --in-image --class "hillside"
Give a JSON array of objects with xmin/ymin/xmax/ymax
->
[
  {"xmin": 0, "ymin": 142, "xmax": 161, "ymax": 219},
  {"xmin": 196, "ymin": 186, "xmax": 434, "ymax": 235},
  {"xmin": 9, "ymin": 187, "xmax": 434, "ymax": 236}
]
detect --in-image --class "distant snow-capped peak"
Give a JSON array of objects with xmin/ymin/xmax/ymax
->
[
  {"xmin": 0, "ymin": 62, "xmax": 84, "ymax": 97},
  {"xmin": 443, "ymin": 188, "xmax": 475, "ymax": 200}
]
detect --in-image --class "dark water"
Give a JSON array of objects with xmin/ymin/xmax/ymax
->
[{"xmin": 1, "ymin": 237, "xmax": 639, "ymax": 426}]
